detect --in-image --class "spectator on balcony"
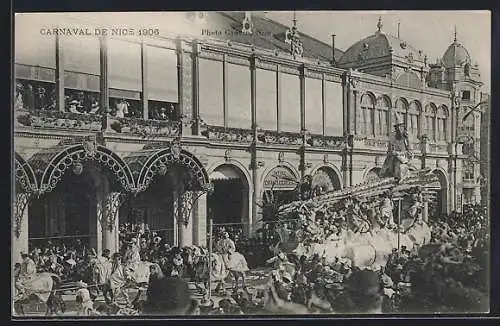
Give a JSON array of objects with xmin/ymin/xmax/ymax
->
[
  {"xmin": 24, "ymin": 83, "xmax": 36, "ymax": 111},
  {"xmin": 114, "ymin": 98, "xmax": 130, "ymax": 118},
  {"xmin": 88, "ymin": 95, "xmax": 100, "ymax": 114},
  {"xmin": 35, "ymin": 86, "xmax": 48, "ymax": 110},
  {"xmin": 15, "ymin": 82, "xmax": 24, "ymax": 110}
]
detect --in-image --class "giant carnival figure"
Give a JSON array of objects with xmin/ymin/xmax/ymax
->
[{"xmin": 380, "ymin": 113, "xmax": 414, "ymax": 181}]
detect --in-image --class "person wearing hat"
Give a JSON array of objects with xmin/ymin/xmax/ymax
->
[
  {"xmin": 15, "ymin": 82, "xmax": 24, "ymax": 111},
  {"xmin": 123, "ymin": 237, "xmax": 141, "ymax": 268},
  {"xmin": 380, "ymin": 112, "xmax": 413, "ymax": 181},
  {"xmin": 143, "ymin": 277, "xmax": 200, "ymax": 315},
  {"xmin": 76, "ymin": 280, "xmax": 94, "ymax": 316},
  {"xmin": 343, "ymin": 269, "xmax": 384, "ymax": 314},
  {"xmin": 109, "ymin": 253, "xmax": 131, "ymax": 305},
  {"xmin": 19, "ymin": 252, "xmax": 37, "ymax": 281},
  {"xmin": 380, "ymin": 191, "xmax": 396, "ymax": 229}
]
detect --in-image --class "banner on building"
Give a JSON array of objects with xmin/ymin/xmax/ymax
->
[{"xmin": 263, "ymin": 166, "xmax": 298, "ymax": 190}]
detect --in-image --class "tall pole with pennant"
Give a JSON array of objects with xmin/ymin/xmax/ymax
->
[
  {"xmin": 207, "ymin": 219, "xmax": 213, "ymax": 301},
  {"xmin": 397, "ymin": 198, "xmax": 402, "ymax": 253}
]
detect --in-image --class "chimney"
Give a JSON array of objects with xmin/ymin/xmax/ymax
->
[{"xmin": 331, "ymin": 34, "xmax": 336, "ymax": 66}]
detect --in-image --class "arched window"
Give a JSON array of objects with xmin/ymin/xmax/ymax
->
[
  {"xmin": 408, "ymin": 101, "xmax": 421, "ymax": 140},
  {"xmin": 375, "ymin": 96, "xmax": 390, "ymax": 137},
  {"xmin": 464, "ymin": 63, "xmax": 471, "ymax": 77},
  {"xmin": 395, "ymin": 98, "xmax": 408, "ymax": 131},
  {"xmin": 360, "ymin": 93, "xmax": 375, "ymax": 136},
  {"xmin": 436, "ymin": 105, "xmax": 449, "ymax": 142},
  {"xmin": 424, "ymin": 103, "xmax": 437, "ymax": 141}
]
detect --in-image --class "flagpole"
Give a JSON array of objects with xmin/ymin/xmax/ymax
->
[
  {"xmin": 208, "ymin": 219, "xmax": 213, "ymax": 302},
  {"xmin": 397, "ymin": 199, "xmax": 401, "ymax": 253}
]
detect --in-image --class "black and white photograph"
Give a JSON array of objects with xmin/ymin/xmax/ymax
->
[{"xmin": 12, "ymin": 10, "xmax": 491, "ymax": 317}]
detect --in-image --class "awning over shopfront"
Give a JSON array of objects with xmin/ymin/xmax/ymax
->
[{"xmin": 209, "ymin": 167, "xmax": 241, "ymax": 181}]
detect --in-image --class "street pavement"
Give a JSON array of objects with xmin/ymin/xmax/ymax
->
[{"xmin": 14, "ymin": 267, "xmax": 272, "ymax": 317}]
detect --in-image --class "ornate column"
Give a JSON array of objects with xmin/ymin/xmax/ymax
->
[
  {"xmin": 176, "ymin": 191, "xmax": 197, "ymax": 247},
  {"xmin": 13, "ymin": 193, "xmax": 30, "ymax": 264},
  {"xmin": 99, "ymin": 36, "xmax": 109, "ymax": 114},
  {"xmin": 97, "ymin": 190, "xmax": 124, "ymax": 255},
  {"xmin": 55, "ymin": 34, "xmax": 65, "ymax": 112},
  {"xmin": 141, "ymin": 41, "xmax": 149, "ymax": 119},
  {"xmin": 194, "ymin": 193, "xmax": 207, "ymax": 246}
]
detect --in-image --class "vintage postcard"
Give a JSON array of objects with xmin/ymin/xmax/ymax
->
[{"xmin": 12, "ymin": 11, "xmax": 490, "ymax": 317}]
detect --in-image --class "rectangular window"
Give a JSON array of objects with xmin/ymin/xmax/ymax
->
[
  {"xmin": 462, "ymin": 90, "xmax": 471, "ymax": 100},
  {"xmin": 227, "ymin": 63, "xmax": 251, "ymax": 129},
  {"xmin": 376, "ymin": 109, "xmax": 388, "ymax": 136},
  {"xmin": 62, "ymin": 36, "xmax": 100, "ymax": 75},
  {"xmin": 15, "ymin": 17, "xmax": 56, "ymax": 68},
  {"xmin": 146, "ymin": 46, "xmax": 178, "ymax": 103},
  {"xmin": 199, "ymin": 58, "xmax": 224, "ymax": 126},
  {"xmin": 324, "ymin": 81, "xmax": 343, "ymax": 136},
  {"xmin": 305, "ymin": 78, "xmax": 323, "ymax": 134},
  {"xmin": 280, "ymin": 73, "xmax": 301, "ymax": 132},
  {"xmin": 256, "ymin": 69, "xmax": 277, "ymax": 131},
  {"xmin": 108, "ymin": 39, "xmax": 142, "ymax": 91},
  {"xmin": 410, "ymin": 114, "xmax": 419, "ymax": 139}
]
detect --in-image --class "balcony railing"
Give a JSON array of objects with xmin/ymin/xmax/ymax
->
[
  {"xmin": 257, "ymin": 130, "xmax": 303, "ymax": 146},
  {"xmin": 107, "ymin": 116, "xmax": 181, "ymax": 138},
  {"xmin": 14, "ymin": 109, "xmax": 182, "ymax": 139},
  {"xmin": 15, "ymin": 109, "xmax": 104, "ymax": 132},
  {"xmin": 201, "ymin": 125, "xmax": 254, "ymax": 143},
  {"xmin": 307, "ymin": 134, "xmax": 346, "ymax": 150}
]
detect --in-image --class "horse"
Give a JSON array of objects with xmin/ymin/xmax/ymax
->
[
  {"xmin": 90, "ymin": 259, "xmax": 156, "ymax": 306},
  {"xmin": 189, "ymin": 250, "xmax": 249, "ymax": 295},
  {"xmin": 13, "ymin": 273, "xmax": 65, "ymax": 316}
]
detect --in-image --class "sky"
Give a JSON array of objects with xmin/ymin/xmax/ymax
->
[
  {"xmin": 265, "ymin": 11, "xmax": 491, "ymax": 92},
  {"xmin": 15, "ymin": 11, "xmax": 491, "ymax": 92}
]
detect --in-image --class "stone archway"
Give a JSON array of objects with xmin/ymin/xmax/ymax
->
[
  {"xmin": 124, "ymin": 141, "xmax": 212, "ymax": 247},
  {"xmin": 311, "ymin": 166, "xmax": 343, "ymax": 195},
  {"xmin": 26, "ymin": 139, "xmax": 135, "ymax": 255},
  {"xmin": 364, "ymin": 167, "xmax": 382, "ymax": 183},
  {"xmin": 429, "ymin": 168, "xmax": 449, "ymax": 217},
  {"xmin": 208, "ymin": 164, "xmax": 251, "ymax": 237}
]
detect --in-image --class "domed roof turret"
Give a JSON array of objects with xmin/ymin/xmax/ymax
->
[
  {"xmin": 441, "ymin": 35, "xmax": 472, "ymax": 69},
  {"xmin": 337, "ymin": 17, "xmax": 427, "ymax": 67}
]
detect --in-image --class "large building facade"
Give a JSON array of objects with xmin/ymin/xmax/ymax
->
[{"xmin": 13, "ymin": 12, "xmax": 486, "ymax": 263}]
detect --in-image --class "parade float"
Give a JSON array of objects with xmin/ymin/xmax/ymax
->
[{"xmin": 275, "ymin": 115, "xmax": 438, "ymax": 270}]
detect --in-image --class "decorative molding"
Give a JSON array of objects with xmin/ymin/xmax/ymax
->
[
  {"xmin": 182, "ymin": 54, "xmax": 193, "ymax": 116},
  {"xmin": 224, "ymin": 149, "xmax": 232, "ymax": 162},
  {"xmin": 304, "ymin": 69, "xmax": 323, "ymax": 79},
  {"xmin": 199, "ymin": 50, "xmax": 224, "ymax": 61},
  {"xmin": 307, "ymin": 134, "xmax": 347, "ymax": 150},
  {"xmin": 108, "ymin": 117, "xmax": 181, "ymax": 139},
  {"xmin": 255, "ymin": 59, "xmax": 278, "ymax": 71},
  {"xmin": 14, "ymin": 192, "xmax": 30, "ymax": 239},
  {"xmin": 280, "ymin": 65, "xmax": 301, "ymax": 75},
  {"xmin": 226, "ymin": 55, "xmax": 251, "ymax": 66},
  {"xmin": 201, "ymin": 125, "xmax": 254, "ymax": 143},
  {"xmin": 257, "ymin": 130, "xmax": 302, "ymax": 146}
]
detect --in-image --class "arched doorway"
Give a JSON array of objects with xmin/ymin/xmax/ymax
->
[
  {"xmin": 312, "ymin": 166, "xmax": 342, "ymax": 195},
  {"xmin": 207, "ymin": 164, "xmax": 250, "ymax": 237},
  {"xmin": 27, "ymin": 141, "xmax": 135, "ymax": 254},
  {"xmin": 428, "ymin": 169, "xmax": 449, "ymax": 218},
  {"xmin": 260, "ymin": 165, "xmax": 299, "ymax": 225},
  {"xmin": 123, "ymin": 143, "xmax": 211, "ymax": 247}
]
